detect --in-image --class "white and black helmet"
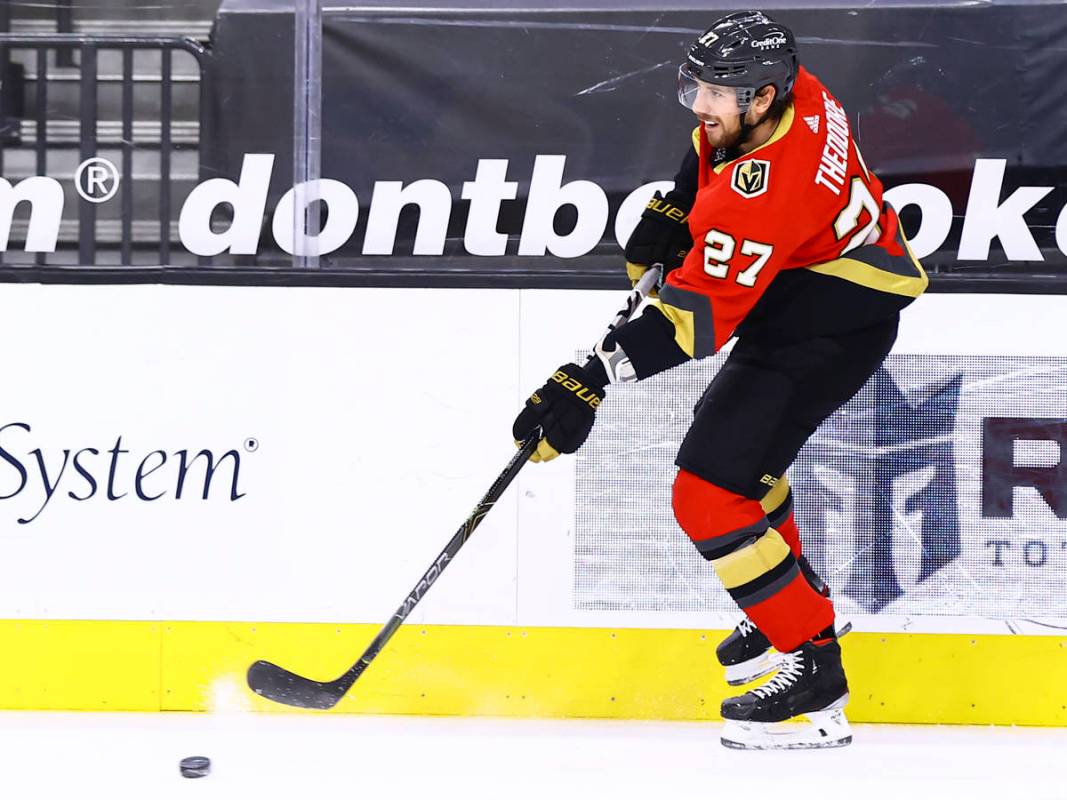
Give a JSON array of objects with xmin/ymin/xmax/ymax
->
[{"xmin": 678, "ymin": 11, "xmax": 799, "ymax": 113}]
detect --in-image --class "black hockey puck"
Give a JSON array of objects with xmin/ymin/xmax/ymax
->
[{"xmin": 179, "ymin": 756, "xmax": 211, "ymax": 779}]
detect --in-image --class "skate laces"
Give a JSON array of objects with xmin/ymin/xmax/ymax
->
[
  {"xmin": 737, "ymin": 618, "xmax": 757, "ymax": 638},
  {"xmin": 751, "ymin": 651, "xmax": 804, "ymax": 699}
]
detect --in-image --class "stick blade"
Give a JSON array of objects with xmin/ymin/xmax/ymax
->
[{"xmin": 246, "ymin": 659, "xmax": 346, "ymax": 710}]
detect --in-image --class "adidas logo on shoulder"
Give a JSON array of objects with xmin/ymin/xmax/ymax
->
[{"xmin": 804, "ymin": 114, "xmax": 820, "ymax": 134}]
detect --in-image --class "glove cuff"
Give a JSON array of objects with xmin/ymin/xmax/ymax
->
[{"xmin": 626, "ymin": 262, "xmax": 649, "ymax": 284}]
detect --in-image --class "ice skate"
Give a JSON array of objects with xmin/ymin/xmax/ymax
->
[
  {"xmin": 720, "ymin": 638, "xmax": 851, "ymax": 750},
  {"xmin": 717, "ymin": 617, "xmax": 778, "ymax": 686},
  {"xmin": 717, "ymin": 617, "xmax": 852, "ymax": 686}
]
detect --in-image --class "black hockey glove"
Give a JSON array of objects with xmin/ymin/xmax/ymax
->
[
  {"xmin": 624, "ymin": 189, "xmax": 693, "ymax": 289},
  {"xmin": 513, "ymin": 362, "xmax": 607, "ymax": 463}
]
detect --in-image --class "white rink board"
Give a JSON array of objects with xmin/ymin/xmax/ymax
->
[
  {"xmin": 0, "ymin": 284, "xmax": 1064, "ymax": 635},
  {"xmin": 0, "ymin": 284, "xmax": 523, "ymax": 625}
]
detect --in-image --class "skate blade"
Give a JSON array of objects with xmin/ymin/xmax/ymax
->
[
  {"xmin": 723, "ymin": 650, "xmax": 780, "ymax": 686},
  {"xmin": 720, "ymin": 694, "xmax": 852, "ymax": 751}
]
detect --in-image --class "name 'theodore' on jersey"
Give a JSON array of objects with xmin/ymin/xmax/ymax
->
[{"xmin": 643, "ymin": 66, "xmax": 928, "ymax": 365}]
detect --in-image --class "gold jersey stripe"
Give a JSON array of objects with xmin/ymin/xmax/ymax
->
[
  {"xmin": 806, "ymin": 255, "xmax": 928, "ymax": 298},
  {"xmin": 806, "ymin": 217, "xmax": 929, "ymax": 298},
  {"xmin": 655, "ymin": 284, "xmax": 717, "ymax": 358},
  {"xmin": 900, "ymin": 229, "xmax": 927, "ymax": 279},
  {"xmin": 652, "ymin": 299, "xmax": 697, "ymax": 358},
  {"xmin": 711, "ymin": 528, "xmax": 792, "ymax": 589}
]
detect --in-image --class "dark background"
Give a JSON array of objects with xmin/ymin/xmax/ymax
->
[
  {"xmin": 3, "ymin": 0, "xmax": 1066, "ymax": 290},
  {"xmin": 203, "ymin": 0, "xmax": 1067, "ymax": 290}
]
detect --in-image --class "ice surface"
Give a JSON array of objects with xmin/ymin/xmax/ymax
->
[{"xmin": 0, "ymin": 710, "xmax": 1063, "ymax": 799}]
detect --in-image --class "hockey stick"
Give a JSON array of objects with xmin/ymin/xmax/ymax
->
[{"xmin": 247, "ymin": 266, "xmax": 662, "ymax": 710}]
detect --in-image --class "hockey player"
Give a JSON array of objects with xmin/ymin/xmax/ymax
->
[{"xmin": 512, "ymin": 11, "xmax": 927, "ymax": 749}]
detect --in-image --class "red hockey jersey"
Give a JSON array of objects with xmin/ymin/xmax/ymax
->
[{"xmin": 655, "ymin": 66, "xmax": 928, "ymax": 358}]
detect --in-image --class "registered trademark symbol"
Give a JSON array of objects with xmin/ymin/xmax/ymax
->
[
  {"xmin": 74, "ymin": 157, "xmax": 120, "ymax": 203},
  {"xmin": 244, "ymin": 437, "xmax": 259, "ymax": 452}
]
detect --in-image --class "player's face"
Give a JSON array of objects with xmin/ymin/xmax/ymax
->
[{"xmin": 690, "ymin": 81, "xmax": 744, "ymax": 148}]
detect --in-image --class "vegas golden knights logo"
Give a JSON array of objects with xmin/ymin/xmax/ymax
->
[{"xmin": 731, "ymin": 159, "xmax": 770, "ymax": 198}]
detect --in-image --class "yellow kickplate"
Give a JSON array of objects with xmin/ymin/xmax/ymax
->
[
  {"xmin": 844, "ymin": 632, "xmax": 1067, "ymax": 725},
  {"xmin": 0, "ymin": 620, "xmax": 161, "ymax": 711},
  {"xmin": 161, "ymin": 623, "xmax": 723, "ymax": 719},
  {"xmin": 0, "ymin": 620, "xmax": 1063, "ymax": 725}
]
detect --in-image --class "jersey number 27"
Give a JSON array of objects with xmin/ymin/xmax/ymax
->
[{"xmin": 702, "ymin": 229, "xmax": 773, "ymax": 287}]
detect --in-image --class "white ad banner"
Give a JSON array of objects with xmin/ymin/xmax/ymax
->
[{"xmin": 0, "ymin": 284, "xmax": 1064, "ymax": 636}]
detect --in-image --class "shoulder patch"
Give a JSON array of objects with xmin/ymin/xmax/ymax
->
[
  {"xmin": 804, "ymin": 114, "xmax": 820, "ymax": 134},
  {"xmin": 731, "ymin": 159, "xmax": 770, "ymax": 199}
]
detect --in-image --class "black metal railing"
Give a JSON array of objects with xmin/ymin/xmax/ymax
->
[
  {"xmin": 55, "ymin": 0, "xmax": 73, "ymax": 34},
  {"xmin": 0, "ymin": 5, "xmax": 14, "ymax": 151},
  {"xmin": 0, "ymin": 34, "xmax": 211, "ymax": 267},
  {"xmin": 55, "ymin": 0, "xmax": 76, "ymax": 68}
]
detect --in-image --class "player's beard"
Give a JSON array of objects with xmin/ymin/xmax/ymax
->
[
  {"xmin": 702, "ymin": 117, "xmax": 739, "ymax": 149},
  {"xmin": 717, "ymin": 107, "xmax": 773, "ymax": 159},
  {"xmin": 704, "ymin": 107, "xmax": 758, "ymax": 150}
]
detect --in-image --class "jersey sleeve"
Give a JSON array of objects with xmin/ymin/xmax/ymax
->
[
  {"xmin": 609, "ymin": 193, "xmax": 808, "ymax": 382},
  {"xmin": 604, "ymin": 139, "xmax": 704, "ymax": 382}
]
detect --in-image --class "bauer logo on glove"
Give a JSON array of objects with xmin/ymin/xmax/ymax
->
[
  {"xmin": 645, "ymin": 193, "xmax": 689, "ymax": 223},
  {"xmin": 550, "ymin": 369, "xmax": 602, "ymax": 409},
  {"xmin": 513, "ymin": 363, "xmax": 607, "ymax": 462}
]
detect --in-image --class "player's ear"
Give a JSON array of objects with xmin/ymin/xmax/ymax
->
[{"xmin": 755, "ymin": 84, "xmax": 776, "ymax": 114}]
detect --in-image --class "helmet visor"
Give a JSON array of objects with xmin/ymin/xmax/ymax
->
[{"xmin": 677, "ymin": 63, "xmax": 756, "ymax": 113}]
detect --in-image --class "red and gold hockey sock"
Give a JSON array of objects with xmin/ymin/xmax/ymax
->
[
  {"xmin": 672, "ymin": 469, "xmax": 833, "ymax": 652},
  {"xmin": 672, "ymin": 469, "xmax": 769, "ymax": 561},
  {"xmin": 711, "ymin": 527, "xmax": 835, "ymax": 652},
  {"xmin": 759, "ymin": 475, "xmax": 801, "ymax": 557},
  {"xmin": 774, "ymin": 512, "xmax": 802, "ymax": 558}
]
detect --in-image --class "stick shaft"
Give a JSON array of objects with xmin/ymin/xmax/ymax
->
[
  {"xmin": 336, "ymin": 268, "xmax": 661, "ymax": 688},
  {"xmin": 337, "ymin": 435, "xmax": 539, "ymax": 690},
  {"xmin": 250, "ymin": 268, "xmax": 661, "ymax": 705}
]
